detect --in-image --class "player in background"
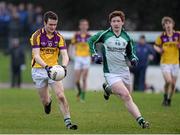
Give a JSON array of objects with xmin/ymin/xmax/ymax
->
[
  {"xmin": 154, "ymin": 16, "xmax": 180, "ymax": 106},
  {"xmin": 88, "ymin": 10, "xmax": 149, "ymax": 128},
  {"xmin": 30, "ymin": 11, "xmax": 77, "ymax": 130},
  {"xmin": 69, "ymin": 19, "xmax": 91, "ymax": 102}
]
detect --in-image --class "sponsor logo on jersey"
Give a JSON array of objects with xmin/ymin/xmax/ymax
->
[{"xmin": 41, "ymin": 42, "xmax": 46, "ymax": 46}]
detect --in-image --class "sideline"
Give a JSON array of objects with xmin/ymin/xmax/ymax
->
[{"xmin": 0, "ymin": 83, "xmax": 34, "ymax": 89}]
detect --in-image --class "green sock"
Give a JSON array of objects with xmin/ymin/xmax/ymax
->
[{"xmin": 80, "ymin": 91, "xmax": 85, "ymax": 100}]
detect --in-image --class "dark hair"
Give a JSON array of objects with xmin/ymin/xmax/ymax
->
[
  {"xmin": 43, "ymin": 11, "xmax": 58, "ymax": 23},
  {"xmin": 79, "ymin": 19, "xmax": 89, "ymax": 24},
  {"xmin": 109, "ymin": 10, "xmax": 125, "ymax": 22},
  {"xmin": 140, "ymin": 35, "xmax": 146, "ymax": 39}
]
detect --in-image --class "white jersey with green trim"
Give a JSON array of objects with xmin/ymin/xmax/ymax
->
[{"xmin": 88, "ymin": 28, "xmax": 137, "ymax": 74}]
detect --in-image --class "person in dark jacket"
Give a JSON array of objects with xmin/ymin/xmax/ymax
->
[
  {"xmin": 131, "ymin": 35, "xmax": 155, "ymax": 91},
  {"xmin": 6, "ymin": 38, "xmax": 25, "ymax": 88}
]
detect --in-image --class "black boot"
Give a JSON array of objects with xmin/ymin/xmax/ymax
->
[{"xmin": 162, "ymin": 94, "xmax": 168, "ymax": 106}]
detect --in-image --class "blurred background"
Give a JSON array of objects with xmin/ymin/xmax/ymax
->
[
  {"xmin": 0, "ymin": 0, "xmax": 180, "ymax": 91},
  {"xmin": 0, "ymin": 0, "xmax": 179, "ymax": 31}
]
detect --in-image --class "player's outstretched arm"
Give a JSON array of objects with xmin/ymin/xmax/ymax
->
[{"xmin": 32, "ymin": 48, "xmax": 47, "ymax": 68}]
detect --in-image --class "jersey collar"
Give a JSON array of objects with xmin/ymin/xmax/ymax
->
[
  {"xmin": 110, "ymin": 27, "xmax": 123, "ymax": 38},
  {"xmin": 42, "ymin": 28, "xmax": 57, "ymax": 39}
]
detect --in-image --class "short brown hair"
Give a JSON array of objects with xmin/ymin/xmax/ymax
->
[
  {"xmin": 79, "ymin": 19, "xmax": 89, "ymax": 24},
  {"xmin": 43, "ymin": 11, "xmax": 58, "ymax": 23},
  {"xmin": 161, "ymin": 16, "xmax": 175, "ymax": 27},
  {"xmin": 109, "ymin": 10, "xmax": 125, "ymax": 22}
]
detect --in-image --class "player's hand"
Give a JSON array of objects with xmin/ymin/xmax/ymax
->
[
  {"xmin": 92, "ymin": 54, "xmax": 102, "ymax": 64},
  {"xmin": 130, "ymin": 58, "xmax": 138, "ymax": 67},
  {"xmin": 159, "ymin": 48, "xmax": 164, "ymax": 54},
  {"xmin": 177, "ymin": 44, "xmax": 180, "ymax": 49},
  {"xmin": 62, "ymin": 65, "xmax": 67, "ymax": 77},
  {"xmin": 45, "ymin": 65, "xmax": 52, "ymax": 78}
]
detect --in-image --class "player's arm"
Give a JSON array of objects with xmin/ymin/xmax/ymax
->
[
  {"xmin": 125, "ymin": 38, "xmax": 139, "ymax": 67},
  {"xmin": 30, "ymin": 31, "xmax": 48, "ymax": 68},
  {"xmin": 68, "ymin": 44, "xmax": 75, "ymax": 58},
  {"xmin": 88, "ymin": 31, "xmax": 104, "ymax": 64},
  {"xmin": 126, "ymin": 38, "xmax": 138, "ymax": 61},
  {"xmin": 59, "ymin": 35, "xmax": 69, "ymax": 75},
  {"xmin": 88, "ymin": 31, "xmax": 103, "ymax": 55},
  {"xmin": 68, "ymin": 35, "xmax": 76, "ymax": 60},
  {"xmin": 59, "ymin": 36, "xmax": 69, "ymax": 67},
  {"xmin": 60, "ymin": 49, "xmax": 69, "ymax": 67},
  {"xmin": 153, "ymin": 36, "xmax": 163, "ymax": 54},
  {"xmin": 154, "ymin": 45, "xmax": 163, "ymax": 54},
  {"xmin": 32, "ymin": 48, "xmax": 47, "ymax": 68}
]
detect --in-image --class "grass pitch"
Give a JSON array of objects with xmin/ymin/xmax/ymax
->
[{"xmin": 0, "ymin": 88, "xmax": 180, "ymax": 134}]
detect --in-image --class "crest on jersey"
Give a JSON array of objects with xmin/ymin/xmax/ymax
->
[
  {"xmin": 48, "ymin": 41, "xmax": 53, "ymax": 47},
  {"xmin": 115, "ymin": 41, "xmax": 121, "ymax": 46},
  {"xmin": 41, "ymin": 42, "xmax": 46, "ymax": 46}
]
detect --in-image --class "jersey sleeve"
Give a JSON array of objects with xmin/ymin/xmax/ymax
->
[
  {"xmin": 58, "ymin": 35, "xmax": 67, "ymax": 50},
  {"xmin": 30, "ymin": 30, "xmax": 41, "ymax": 48},
  {"xmin": 126, "ymin": 38, "xmax": 138, "ymax": 61},
  {"xmin": 155, "ymin": 36, "xmax": 162, "ymax": 46},
  {"xmin": 71, "ymin": 34, "xmax": 77, "ymax": 45},
  {"xmin": 87, "ymin": 31, "xmax": 104, "ymax": 55}
]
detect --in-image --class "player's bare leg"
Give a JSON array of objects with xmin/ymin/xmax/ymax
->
[
  {"xmin": 38, "ymin": 86, "xmax": 52, "ymax": 114},
  {"xmin": 167, "ymin": 76, "xmax": 177, "ymax": 106},
  {"xmin": 51, "ymin": 81, "xmax": 78, "ymax": 130},
  {"xmin": 111, "ymin": 81, "xmax": 149, "ymax": 128},
  {"xmin": 103, "ymin": 82, "xmax": 132, "ymax": 100},
  {"xmin": 81, "ymin": 68, "xmax": 88, "ymax": 101},
  {"xmin": 162, "ymin": 72, "xmax": 173, "ymax": 106},
  {"xmin": 124, "ymin": 82, "xmax": 132, "ymax": 93},
  {"xmin": 75, "ymin": 69, "xmax": 82, "ymax": 101}
]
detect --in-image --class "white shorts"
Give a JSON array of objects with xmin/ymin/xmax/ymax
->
[
  {"xmin": 74, "ymin": 56, "xmax": 91, "ymax": 70},
  {"xmin": 104, "ymin": 71, "xmax": 131, "ymax": 86},
  {"xmin": 31, "ymin": 68, "xmax": 56, "ymax": 89},
  {"xmin": 160, "ymin": 64, "xmax": 179, "ymax": 77}
]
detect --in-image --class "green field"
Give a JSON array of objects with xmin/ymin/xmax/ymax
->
[
  {"xmin": 0, "ymin": 51, "xmax": 32, "ymax": 83},
  {"xmin": 0, "ymin": 89, "xmax": 180, "ymax": 134}
]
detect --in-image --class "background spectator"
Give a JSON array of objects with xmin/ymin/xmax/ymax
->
[
  {"xmin": 131, "ymin": 35, "xmax": 155, "ymax": 91},
  {"xmin": 5, "ymin": 38, "xmax": 25, "ymax": 88},
  {"xmin": 0, "ymin": 1, "xmax": 10, "ymax": 49}
]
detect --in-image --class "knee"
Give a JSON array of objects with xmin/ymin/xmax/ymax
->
[
  {"xmin": 57, "ymin": 93, "xmax": 66, "ymax": 102},
  {"xmin": 166, "ymin": 79, "xmax": 173, "ymax": 85},
  {"xmin": 121, "ymin": 92, "xmax": 131, "ymax": 102}
]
